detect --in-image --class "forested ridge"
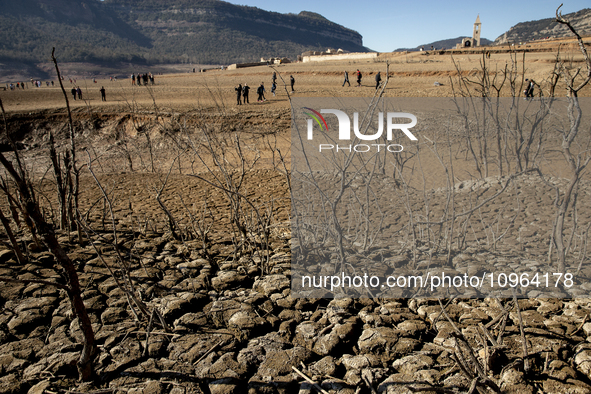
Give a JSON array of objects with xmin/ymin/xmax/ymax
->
[{"xmin": 0, "ymin": 0, "xmax": 368, "ymax": 65}]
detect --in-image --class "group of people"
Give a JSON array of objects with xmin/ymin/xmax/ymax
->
[
  {"xmin": 6, "ymin": 82, "xmax": 25, "ymax": 90},
  {"xmin": 343, "ymin": 69, "xmax": 382, "ymax": 89},
  {"xmin": 234, "ymin": 83, "xmax": 251, "ymax": 105},
  {"xmin": 131, "ymin": 73, "xmax": 155, "ymax": 86},
  {"xmin": 5, "ymin": 80, "xmax": 55, "ymax": 90},
  {"xmin": 234, "ymin": 72, "xmax": 296, "ymax": 105},
  {"xmin": 68, "ymin": 86, "xmax": 107, "ymax": 101},
  {"xmin": 70, "ymin": 86, "xmax": 83, "ymax": 100}
]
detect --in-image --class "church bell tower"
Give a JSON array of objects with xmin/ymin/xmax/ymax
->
[{"xmin": 472, "ymin": 15, "xmax": 481, "ymax": 47}]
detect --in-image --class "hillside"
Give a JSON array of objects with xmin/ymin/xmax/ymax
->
[
  {"xmin": 494, "ymin": 8, "xmax": 591, "ymax": 45},
  {"xmin": 0, "ymin": 0, "xmax": 369, "ymax": 66}
]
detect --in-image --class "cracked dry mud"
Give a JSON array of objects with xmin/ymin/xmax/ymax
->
[{"xmin": 2, "ymin": 53, "xmax": 591, "ymax": 393}]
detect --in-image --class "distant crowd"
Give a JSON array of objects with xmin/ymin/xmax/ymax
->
[
  {"xmin": 3, "ymin": 71, "xmax": 162, "ymax": 101},
  {"xmin": 131, "ymin": 73, "xmax": 155, "ymax": 86},
  {"xmin": 5, "ymin": 79, "xmax": 55, "ymax": 90},
  {"xmin": 230, "ymin": 69, "xmax": 387, "ymax": 106},
  {"xmin": 233, "ymin": 72, "xmax": 296, "ymax": 105}
]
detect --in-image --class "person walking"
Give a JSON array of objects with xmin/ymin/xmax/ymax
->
[
  {"xmin": 77, "ymin": 87, "xmax": 82, "ymax": 100},
  {"xmin": 131, "ymin": 73, "xmax": 135, "ymax": 85},
  {"xmin": 525, "ymin": 79, "xmax": 535, "ymax": 98},
  {"xmin": 375, "ymin": 71, "xmax": 382, "ymax": 89},
  {"xmin": 235, "ymin": 84, "xmax": 243, "ymax": 105},
  {"xmin": 290, "ymin": 75, "xmax": 295, "ymax": 92},
  {"xmin": 71, "ymin": 87, "xmax": 77, "ymax": 100},
  {"xmin": 242, "ymin": 83, "xmax": 250, "ymax": 104},
  {"xmin": 100, "ymin": 86, "xmax": 106, "ymax": 101},
  {"xmin": 272, "ymin": 72, "xmax": 277, "ymax": 85},
  {"xmin": 271, "ymin": 81, "xmax": 276, "ymax": 96},
  {"xmin": 343, "ymin": 71, "xmax": 350, "ymax": 87},
  {"xmin": 257, "ymin": 82, "xmax": 266, "ymax": 102},
  {"xmin": 356, "ymin": 69, "xmax": 362, "ymax": 87}
]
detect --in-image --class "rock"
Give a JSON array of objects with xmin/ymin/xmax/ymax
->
[
  {"xmin": 176, "ymin": 258, "xmax": 208, "ymax": 276},
  {"xmin": 211, "ymin": 270, "xmax": 248, "ymax": 292},
  {"xmin": 253, "ymin": 274, "xmax": 290, "ymax": 296},
  {"xmin": 257, "ymin": 347, "xmax": 312, "ymax": 379},
  {"xmin": 0, "ymin": 374, "xmax": 24, "ymax": 394},
  {"xmin": 0, "ymin": 338, "xmax": 44, "ymax": 360},
  {"xmin": 209, "ymin": 378, "xmax": 241, "ymax": 394},
  {"xmin": 574, "ymin": 344, "xmax": 591, "ymax": 376},
  {"xmin": 293, "ymin": 321, "xmax": 321, "ymax": 349},
  {"xmin": 392, "ymin": 354, "xmax": 434, "ymax": 375},
  {"xmin": 376, "ymin": 374, "xmax": 414, "ymax": 394},
  {"xmin": 7, "ymin": 312, "xmax": 46, "ymax": 337},
  {"xmin": 396, "ymin": 320, "xmax": 427, "ymax": 337},
  {"xmin": 313, "ymin": 331, "xmax": 340, "ymax": 356},
  {"xmin": 237, "ymin": 332, "xmax": 291, "ymax": 368},
  {"xmin": 6, "ymin": 296, "xmax": 57, "ymax": 337},
  {"xmin": 358, "ymin": 327, "xmax": 399, "ymax": 355},
  {"xmin": 108, "ymin": 337, "xmax": 142, "ymax": 367},
  {"xmin": 547, "ymin": 360, "xmax": 577, "ymax": 381},
  {"xmin": 169, "ymin": 334, "xmax": 218, "ymax": 364},
  {"xmin": 101, "ymin": 307, "xmax": 128, "ymax": 325},
  {"xmin": 342, "ymin": 354, "xmax": 379, "ymax": 370},
  {"xmin": 0, "ymin": 249, "xmax": 15, "ymax": 263},
  {"xmin": 228, "ymin": 309, "xmax": 267, "ymax": 332},
  {"xmin": 392, "ymin": 338, "xmax": 421, "ymax": 357},
  {"xmin": 509, "ymin": 310, "xmax": 545, "ymax": 328},
  {"xmin": 542, "ymin": 379, "xmax": 591, "ymax": 394},
  {"xmin": 23, "ymin": 352, "xmax": 79, "ymax": 380},
  {"xmin": 159, "ymin": 292, "xmax": 208, "ymax": 321},
  {"xmin": 196, "ymin": 352, "xmax": 247, "ymax": 380},
  {"xmin": 131, "ymin": 381, "xmax": 164, "ymax": 394},
  {"xmin": 27, "ymin": 380, "xmax": 52, "ymax": 394},
  {"xmin": 309, "ymin": 356, "xmax": 336, "ymax": 378},
  {"xmin": 174, "ymin": 312, "xmax": 208, "ymax": 331},
  {"xmin": 501, "ymin": 367, "xmax": 525, "ymax": 386},
  {"xmin": 0, "ymin": 354, "xmax": 28, "ymax": 374}
]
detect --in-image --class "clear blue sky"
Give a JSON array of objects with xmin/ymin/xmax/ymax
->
[{"xmin": 224, "ymin": 0, "xmax": 589, "ymax": 51}]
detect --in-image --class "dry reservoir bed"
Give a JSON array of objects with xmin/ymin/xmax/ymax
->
[{"xmin": 1, "ymin": 51, "xmax": 591, "ymax": 392}]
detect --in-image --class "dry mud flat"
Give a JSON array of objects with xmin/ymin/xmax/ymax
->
[
  {"xmin": 3, "ymin": 205, "xmax": 591, "ymax": 394},
  {"xmin": 1, "ymin": 132, "xmax": 591, "ymax": 394},
  {"xmin": 1, "ymin": 50, "xmax": 591, "ymax": 393}
]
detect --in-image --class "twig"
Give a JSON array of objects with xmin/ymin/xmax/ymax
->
[
  {"xmin": 513, "ymin": 293, "xmax": 530, "ymax": 373},
  {"xmin": 193, "ymin": 340, "xmax": 223, "ymax": 366},
  {"xmin": 291, "ymin": 366, "xmax": 330, "ymax": 394},
  {"xmin": 571, "ymin": 314, "xmax": 588, "ymax": 336},
  {"xmin": 142, "ymin": 309, "xmax": 156, "ymax": 358}
]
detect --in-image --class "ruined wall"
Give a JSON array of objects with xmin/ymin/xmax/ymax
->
[{"xmin": 302, "ymin": 52, "xmax": 378, "ymax": 63}]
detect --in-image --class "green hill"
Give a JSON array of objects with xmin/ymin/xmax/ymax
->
[{"xmin": 0, "ymin": 0, "xmax": 368, "ymax": 66}]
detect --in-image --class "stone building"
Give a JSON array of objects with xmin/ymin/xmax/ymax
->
[{"xmin": 456, "ymin": 15, "xmax": 481, "ymax": 49}]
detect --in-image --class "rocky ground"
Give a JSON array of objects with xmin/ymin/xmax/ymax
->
[
  {"xmin": 3, "ymin": 219, "xmax": 591, "ymax": 393},
  {"xmin": 0, "ymin": 127, "xmax": 589, "ymax": 394},
  {"xmin": 1, "ymin": 51, "xmax": 591, "ymax": 393}
]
